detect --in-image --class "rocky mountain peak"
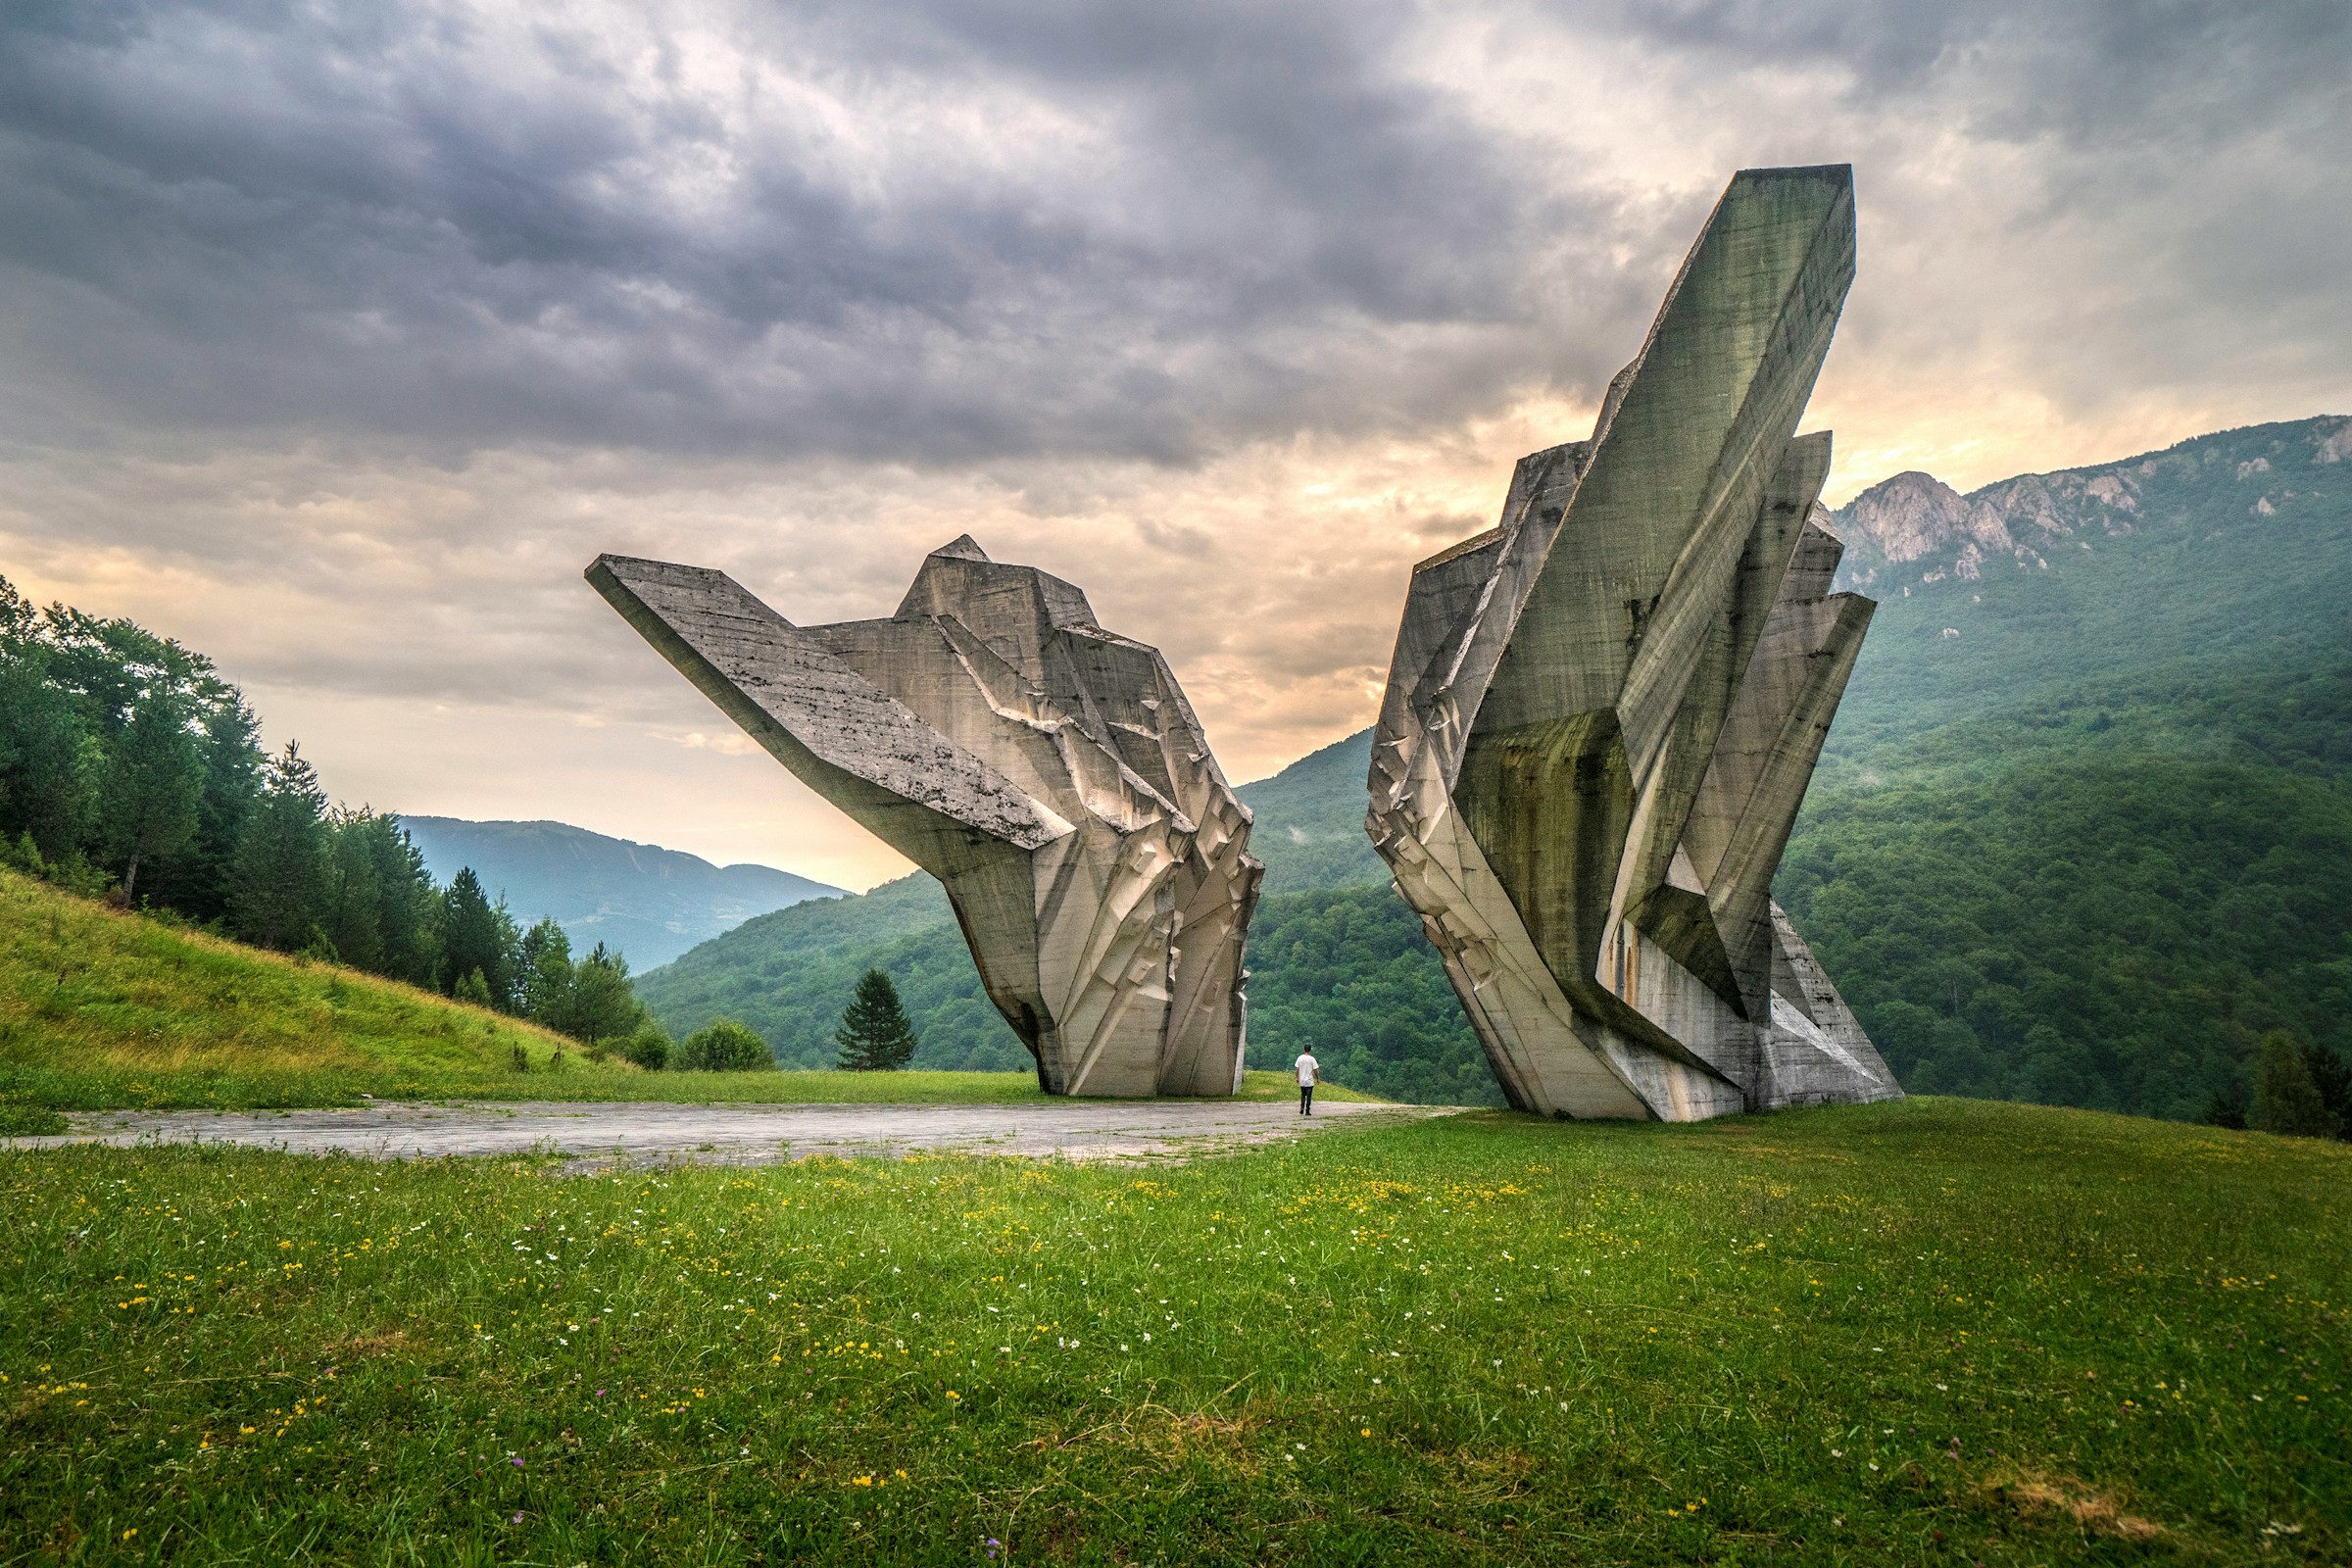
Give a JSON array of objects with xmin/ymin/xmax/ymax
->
[{"xmin": 1835, "ymin": 471, "xmax": 1973, "ymax": 565}]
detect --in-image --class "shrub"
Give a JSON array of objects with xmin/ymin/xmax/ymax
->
[
  {"xmin": 622, "ymin": 1024, "xmax": 670, "ymax": 1071},
  {"xmin": 678, "ymin": 1017, "xmax": 773, "ymax": 1072}
]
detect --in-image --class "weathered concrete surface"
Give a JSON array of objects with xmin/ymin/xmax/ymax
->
[
  {"xmin": 1367, "ymin": 165, "xmax": 1899, "ymax": 1122},
  {"xmin": 589, "ymin": 538, "xmax": 1261, "ymax": 1099},
  {"xmin": 7, "ymin": 1100, "xmax": 1447, "ymax": 1168}
]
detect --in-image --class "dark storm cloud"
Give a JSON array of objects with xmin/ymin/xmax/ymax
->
[
  {"xmin": 1575, "ymin": 0, "xmax": 2352, "ymax": 146},
  {"xmin": 0, "ymin": 0, "xmax": 1616, "ymax": 464},
  {"xmin": 1, "ymin": 0, "xmax": 2345, "ymax": 471}
]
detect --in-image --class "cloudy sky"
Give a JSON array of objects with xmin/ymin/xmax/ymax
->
[{"xmin": 4, "ymin": 0, "xmax": 2346, "ymax": 891}]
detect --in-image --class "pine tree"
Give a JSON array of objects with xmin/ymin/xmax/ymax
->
[
  {"xmin": 366, "ymin": 814, "xmax": 441, "ymax": 986},
  {"xmin": 2301, "ymin": 1042, "xmax": 2352, "ymax": 1143},
  {"xmin": 162, "ymin": 696, "xmax": 264, "ymax": 923},
  {"xmin": 228, "ymin": 741, "xmax": 329, "ymax": 951},
  {"xmin": 0, "ymin": 647, "xmax": 98, "ymax": 862},
  {"xmin": 834, "ymin": 968, "xmax": 918, "ymax": 1070},
  {"xmin": 321, "ymin": 810, "xmax": 388, "ymax": 972},
  {"xmin": 2251, "ymin": 1031, "xmax": 2337, "ymax": 1139},
  {"xmin": 438, "ymin": 866, "xmax": 517, "ymax": 1007}
]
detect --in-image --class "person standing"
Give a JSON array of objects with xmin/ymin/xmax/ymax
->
[{"xmin": 1295, "ymin": 1050, "xmax": 1320, "ymax": 1115}]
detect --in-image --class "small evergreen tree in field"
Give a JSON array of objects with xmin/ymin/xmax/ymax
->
[
  {"xmin": 454, "ymin": 966, "xmax": 494, "ymax": 1008},
  {"xmin": 2251, "ymin": 1031, "xmax": 2337, "ymax": 1139},
  {"xmin": 835, "ymin": 968, "xmax": 918, "ymax": 1071}
]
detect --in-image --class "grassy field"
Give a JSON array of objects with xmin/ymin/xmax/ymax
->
[
  {"xmin": 4, "ymin": 1098, "xmax": 2345, "ymax": 1564},
  {"xmin": 0, "ymin": 870, "xmax": 595, "ymax": 1124},
  {"xmin": 0, "ymin": 873, "xmax": 1367, "ymax": 1124}
]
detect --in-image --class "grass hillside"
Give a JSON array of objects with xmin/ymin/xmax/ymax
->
[
  {"xmin": 5, "ymin": 1098, "xmax": 2345, "ymax": 1561},
  {"xmin": 0, "ymin": 868, "xmax": 594, "ymax": 1123}
]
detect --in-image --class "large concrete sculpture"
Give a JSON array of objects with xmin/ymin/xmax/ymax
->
[
  {"xmin": 589, "ymin": 540, "xmax": 1261, "ymax": 1098},
  {"xmin": 1366, "ymin": 164, "xmax": 1900, "ymax": 1120}
]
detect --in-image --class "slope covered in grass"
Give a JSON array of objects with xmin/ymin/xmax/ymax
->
[
  {"xmin": 0, "ymin": 869, "xmax": 594, "ymax": 1114},
  {"xmin": 3, "ymin": 1099, "xmax": 2344, "ymax": 1561}
]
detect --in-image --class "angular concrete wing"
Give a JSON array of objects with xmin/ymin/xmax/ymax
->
[
  {"xmin": 1367, "ymin": 165, "xmax": 1899, "ymax": 1119},
  {"xmin": 590, "ymin": 540, "xmax": 1262, "ymax": 1097}
]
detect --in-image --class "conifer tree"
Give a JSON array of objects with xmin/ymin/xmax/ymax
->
[
  {"xmin": 565, "ymin": 942, "xmax": 647, "ymax": 1045},
  {"xmin": 228, "ymin": 741, "xmax": 329, "ymax": 951},
  {"xmin": 164, "ymin": 697, "xmax": 264, "ymax": 923},
  {"xmin": 2302, "ymin": 1042, "xmax": 2352, "ymax": 1143},
  {"xmin": 439, "ymin": 866, "xmax": 516, "ymax": 1007},
  {"xmin": 2251, "ymin": 1031, "xmax": 2337, "ymax": 1139},
  {"xmin": 834, "ymin": 968, "xmax": 918, "ymax": 1070},
  {"xmin": 0, "ymin": 645, "xmax": 97, "ymax": 861}
]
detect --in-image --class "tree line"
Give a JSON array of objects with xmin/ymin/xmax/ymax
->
[{"xmin": 0, "ymin": 575, "xmax": 663, "ymax": 1058}]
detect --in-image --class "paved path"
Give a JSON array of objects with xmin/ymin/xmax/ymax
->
[{"xmin": 9, "ymin": 1099, "xmax": 1455, "ymax": 1168}]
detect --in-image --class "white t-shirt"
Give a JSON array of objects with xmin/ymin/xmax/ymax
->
[{"xmin": 1295, "ymin": 1053, "xmax": 1319, "ymax": 1087}]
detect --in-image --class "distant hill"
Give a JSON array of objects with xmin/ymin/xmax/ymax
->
[
  {"xmin": 1782, "ymin": 415, "xmax": 2352, "ymax": 1118},
  {"xmin": 1823, "ymin": 415, "xmax": 2352, "ymax": 747},
  {"xmin": 1239, "ymin": 729, "xmax": 1385, "ymax": 894},
  {"xmin": 399, "ymin": 817, "xmax": 843, "ymax": 972},
  {"xmin": 640, "ymin": 416, "xmax": 2352, "ymax": 1121}
]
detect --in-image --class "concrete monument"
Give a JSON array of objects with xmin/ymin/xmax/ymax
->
[
  {"xmin": 1366, "ymin": 164, "xmax": 1900, "ymax": 1120},
  {"xmin": 590, "ymin": 539, "xmax": 1261, "ymax": 1097}
]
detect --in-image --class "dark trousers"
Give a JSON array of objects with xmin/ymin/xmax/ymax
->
[{"xmin": 1299, "ymin": 1084, "xmax": 1314, "ymax": 1114}]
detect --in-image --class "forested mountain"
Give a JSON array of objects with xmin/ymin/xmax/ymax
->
[
  {"xmin": 1824, "ymin": 416, "xmax": 2352, "ymax": 744},
  {"xmin": 636, "ymin": 416, "xmax": 2352, "ymax": 1119},
  {"xmin": 401, "ymin": 816, "xmax": 841, "ymax": 971},
  {"xmin": 1785, "ymin": 416, "xmax": 2352, "ymax": 1118},
  {"xmin": 1235, "ymin": 729, "xmax": 1384, "ymax": 893}
]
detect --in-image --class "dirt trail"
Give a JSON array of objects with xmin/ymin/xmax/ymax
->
[{"xmin": 9, "ymin": 1098, "xmax": 1457, "ymax": 1168}]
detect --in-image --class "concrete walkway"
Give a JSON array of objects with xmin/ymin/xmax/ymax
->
[{"xmin": 9, "ymin": 1099, "xmax": 1456, "ymax": 1168}]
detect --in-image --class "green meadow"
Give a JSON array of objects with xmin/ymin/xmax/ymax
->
[{"xmin": 5, "ymin": 1098, "xmax": 2346, "ymax": 1564}]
